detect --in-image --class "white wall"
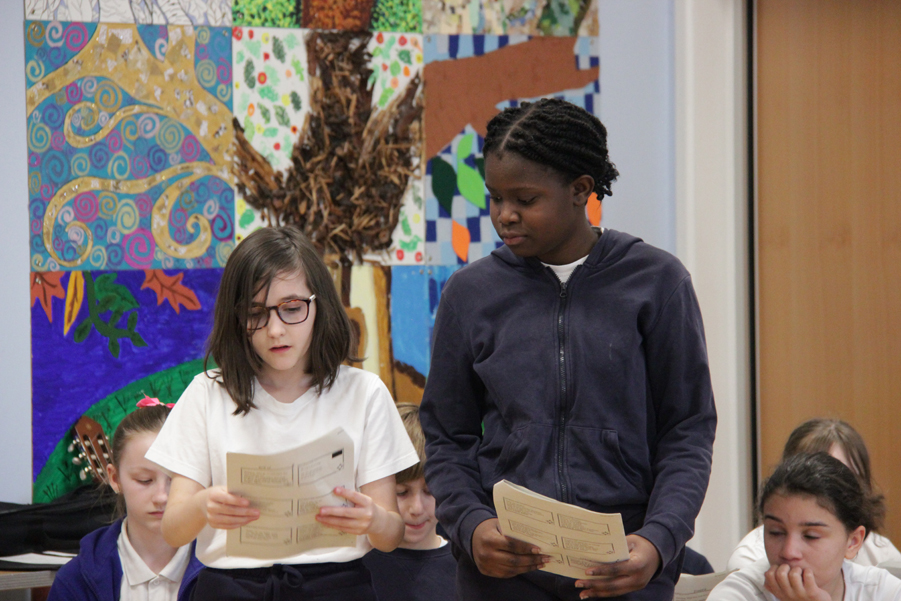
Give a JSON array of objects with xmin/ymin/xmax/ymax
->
[
  {"xmin": 675, "ymin": 0, "xmax": 752, "ymax": 570},
  {"xmin": 598, "ymin": 0, "xmax": 676, "ymax": 253},
  {"xmin": 600, "ymin": 0, "xmax": 753, "ymax": 570},
  {"xmin": 0, "ymin": 0, "xmax": 34, "ymax": 505}
]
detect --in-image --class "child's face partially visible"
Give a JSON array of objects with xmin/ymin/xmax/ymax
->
[
  {"xmin": 485, "ymin": 151, "xmax": 591, "ymax": 265},
  {"xmin": 762, "ymin": 492, "xmax": 864, "ymax": 597},
  {"xmin": 396, "ymin": 477, "xmax": 440, "ymax": 550},
  {"xmin": 108, "ymin": 431, "xmax": 170, "ymax": 537}
]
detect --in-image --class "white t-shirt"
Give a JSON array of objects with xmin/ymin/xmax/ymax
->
[
  {"xmin": 117, "ymin": 519, "xmax": 192, "ymax": 601},
  {"xmin": 727, "ymin": 525, "xmax": 901, "ymax": 572},
  {"xmin": 709, "ymin": 558, "xmax": 901, "ymax": 601},
  {"xmin": 145, "ymin": 366, "xmax": 419, "ymax": 569}
]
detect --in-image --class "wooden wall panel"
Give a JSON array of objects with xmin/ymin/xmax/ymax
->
[{"xmin": 757, "ymin": 0, "xmax": 901, "ymax": 538}]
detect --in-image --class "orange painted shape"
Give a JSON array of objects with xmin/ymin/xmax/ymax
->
[
  {"xmin": 587, "ymin": 192, "xmax": 602, "ymax": 226},
  {"xmin": 451, "ymin": 220, "xmax": 471, "ymax": 263}
]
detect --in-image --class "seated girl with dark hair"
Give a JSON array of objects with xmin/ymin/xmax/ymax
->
[{"xmin": 709, "ymin": 453, "xmax": 901, "ymax": 601}]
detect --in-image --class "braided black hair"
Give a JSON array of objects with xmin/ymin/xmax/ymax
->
[{"xmin": 483, "ymin": 98, "xmax": 619, "ymax": 198}]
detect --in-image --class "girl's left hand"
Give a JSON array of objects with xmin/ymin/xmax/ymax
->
[
  {"xmin": 764, "ymin": 564, "xmax": 832, "ymax": 601},
  {"xmin": 315, "ymin": 486, "xmax": 385, "ymax": 536}
]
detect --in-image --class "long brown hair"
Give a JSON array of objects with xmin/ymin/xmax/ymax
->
[
  {"xmin": 110, "ymin": 405, "xmax": 170, "ymax": 517},
  {"xmin": 206, "ymin": 226, "xmax": 355, "ymax": 415},
  {"xmin": 782, "ymin": 418, "xmax": 886, "ymax": 532}
]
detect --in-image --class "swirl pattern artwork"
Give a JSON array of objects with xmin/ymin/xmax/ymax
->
[{"xmin": 26, "ymin": 21, "xmax": 236, "ymax": 271}]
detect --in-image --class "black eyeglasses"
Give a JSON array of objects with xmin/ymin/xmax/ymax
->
[{"xmin": 247, "ymin": 295, "xmax": 316, "ymax": 331}]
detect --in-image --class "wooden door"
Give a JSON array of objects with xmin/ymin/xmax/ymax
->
[{"xmin": 757, "ymin": 0, "xmax": 901, "ymax": 538}]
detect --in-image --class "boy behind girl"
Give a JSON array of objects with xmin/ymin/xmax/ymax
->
[{"xmin": 363, "ymin": 404, "xmax": 456, "ymax": 601}]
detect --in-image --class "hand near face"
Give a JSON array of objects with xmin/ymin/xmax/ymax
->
[
  {"xmin": 764, "ymin": 564, "xmax": 833, "ymax": 601},
  {"xmin": 573, "ymin": 534, "xmax": 661, "ymax": 599},
  {"xmin": 471, "ymin": 518, "xmax": 551, "ymax": 578}
]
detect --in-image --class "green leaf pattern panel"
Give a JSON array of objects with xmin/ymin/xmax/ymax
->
[
  {"xmin": 366, "ymin": 32, "xmax": 426, "ymax": 265},
  {"xmin": 232, "ymin": 27, "xmax": 310, "ymax": 241}
]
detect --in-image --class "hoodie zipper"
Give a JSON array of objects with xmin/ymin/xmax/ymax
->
[{"xmin": 553, "ymin": 267, "xmax": 577, "ymax": 504}]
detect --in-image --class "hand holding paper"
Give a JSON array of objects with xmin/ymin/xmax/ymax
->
[
  {"xmin": 574, "ymin": 534, "xmax": 660, "ymax": 598},
  {"xmin": 203, "ymin": 486, "xmax": 260, "ymax": 530},
  {"xmin": 472, "ymin": 518, "xmax": 552, "ymax": 578},
  {"xmin": 492, "ymin": 480, "xmax": 630, "ymax": 581}
]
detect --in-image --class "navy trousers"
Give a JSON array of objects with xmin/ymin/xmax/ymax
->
[
  {"xmin": 192, "ymin": 560, "xmax": 377, "ymax": 601},
  {"xmin": 454, "ymin": 544, "xmax": 681, "ymax": 601}
]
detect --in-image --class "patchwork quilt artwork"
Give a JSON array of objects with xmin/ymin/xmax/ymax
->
[
  {"xmin": 233, "ymin": 0, "xmax": 422, "ymax": 33},
  {"xmin": 25, "ymin": 0, "xmax": 233, "ymax": 26},
  {"xmin": 421, "ymin": 0, "xmax": 597, "ymax": 36},
  {"xmin": 31, "ymin": 268, "xmax": 222, "ymax": 502},
  {"xmin": 21, "ymin": 1, "xmax": 604, "ymax": 500},
  {"xmin": 26, "ymin": 22, "xmax": 236, "ymax": 271},
  {"xmin": 423, "ymin": 34, "xmax": 599, "ymax": 264}
]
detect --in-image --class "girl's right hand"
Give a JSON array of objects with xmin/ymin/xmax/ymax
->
[
  {"xmin": 763, "ymin": 564, "xmax": 832, "ymax": 601},
  {"xmin": 471, "ymin": 518, "xmax": 550, "ymax": 578},
  {"xmin": 202, "ymin": 486, "xmax": 260, "ymax": 530}
]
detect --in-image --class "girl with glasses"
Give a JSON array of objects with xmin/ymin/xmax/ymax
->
[{"xmin": 146, "ymin": 226, "xmax": 419, "ymax": 600}]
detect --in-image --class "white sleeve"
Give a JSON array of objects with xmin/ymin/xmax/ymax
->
[
  {"xmin": 727, "ymin": 526, "xmax": 767, "ymax": 572},
  {"xmin": 707, "ymin": 569, "xmax": 769, "ymax": 601},
  {"xmin": 355, "ymin": 378, "xmax": 419, "ymax": 487},
  {"xmin": 145, "ymin": 376, "xmax": 213, "ymax": 487}
]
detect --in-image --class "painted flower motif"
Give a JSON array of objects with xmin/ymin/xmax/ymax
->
[
  {"xmin": 248, "ymin": 103, "xmax": 255, "ymax": 116},
  {"xmin": 232, "ymin": 27, "xmax": 243, "ymax": 40},
  {"xmin": 258, "ymin": 72, "xmax": 267, "ymax": 84},
  {"xmin": 262, "ymin": 32, "xmax": 270, "ymax": 43}
]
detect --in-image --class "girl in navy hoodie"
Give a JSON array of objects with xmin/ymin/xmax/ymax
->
[
  {"xmin": 420, "ymin": 98, "xmax": 717, "ymax": 600},
  {"xmin": 48, "ymin": 402, "xmax": 202, "ymax": 601}
]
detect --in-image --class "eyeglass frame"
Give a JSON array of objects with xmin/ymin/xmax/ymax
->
[{"xmin": 246, "ymin": 295, "xmax": 316, "ymax": 331}]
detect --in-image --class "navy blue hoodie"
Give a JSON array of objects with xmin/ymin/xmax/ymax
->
[
  {"xmin": 47, "ymin": 519, "xmax": 204, "ymax": 601},
  {"xmin": 420, "ymin": 229, "xmax": 716, "ymax": 574}
]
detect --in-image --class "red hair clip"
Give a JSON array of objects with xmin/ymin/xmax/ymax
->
[{"xmin": 136, "ymin": 396, "xmax": 174, "ymax": 409}]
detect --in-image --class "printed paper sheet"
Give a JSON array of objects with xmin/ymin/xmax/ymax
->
[
  {"xmin": 674, "ymin": 570, "xmax": 734, "ymax": 601},
  {"xmin": 226, "ymin": 427, "xmax": 356, "ymax": 559},
  {"xmin": 493, "ymin": 480, "xmax": 629, "ymax": 580}
]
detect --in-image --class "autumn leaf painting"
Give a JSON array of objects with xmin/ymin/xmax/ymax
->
[{"xmin": 141, "ymin": 270, "xmax": 201, "ymax": 314}]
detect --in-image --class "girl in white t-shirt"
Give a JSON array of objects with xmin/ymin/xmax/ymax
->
[
  {"xmin": 145, "ymin": 226, "xmax": 418, "ymax": 601},
  {"xmin": 709, "ymin": 453, "xmax": 901, "ymax": 601},
  {"xmin": 49, "ymin": 402, "xmax": 202, "ymax": 601},
  {"xmin": 728, "ymin": 419, "xmax": 901, "ymax": 572}
]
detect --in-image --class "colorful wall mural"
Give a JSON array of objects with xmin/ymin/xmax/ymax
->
[{"xmin": 24, "ymin": 0, "xmax": 604, "ymax": 501}]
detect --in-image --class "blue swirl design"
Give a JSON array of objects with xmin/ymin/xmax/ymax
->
[
  {"xmin": 89, "ymin": 143, "xmax": 110, "ymax": 169},
  {"xmin": 41, "ymin": 150, "xmax": 70, "ymax": 184}
]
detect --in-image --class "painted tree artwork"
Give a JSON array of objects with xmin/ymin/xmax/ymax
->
[
  {"xmin": 233, "ymin": 0, "xmax": 422, "ymax": 33},
  {"xmin": 21, "ymin": 1, "xmax": 604, "ymax": 500}
]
